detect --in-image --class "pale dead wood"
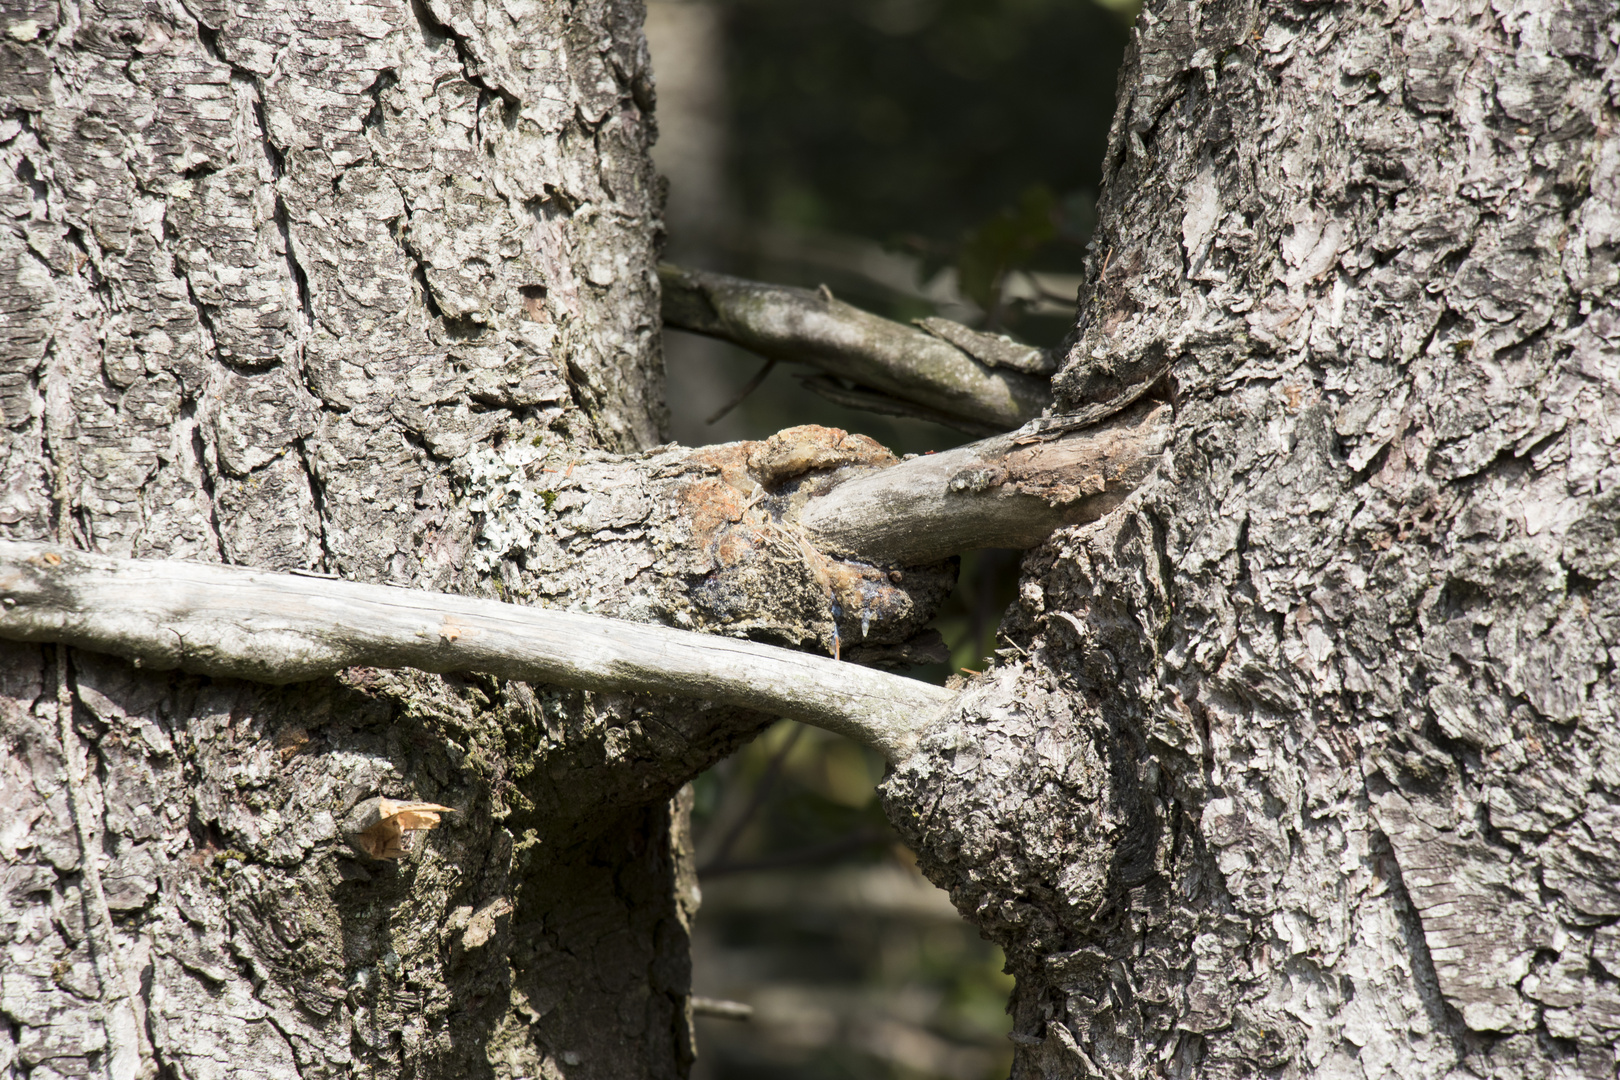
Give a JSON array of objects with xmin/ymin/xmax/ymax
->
[
  {"xmin": 690, "ymin": 997, "xmax": 754, "ymax": 1021},
  {"xmin": 799, "ymin": 401, "xmax": 1173, "ymax": 564},
  {"xmin": 0, "ymin": 542, "xmax": 952, "ymax": 762}
]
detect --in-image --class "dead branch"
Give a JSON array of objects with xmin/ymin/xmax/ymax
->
[
  {"xmin": 0, "ymin": 402, "xmax": 1170, "ymax": 764},
  {"xmin": 799, "ymin": 401, "xmax": 1173, "ymax": 564},
  {"xmin": 0, "ymin": 542, "xmax": 952, "ymax": 762},
  {"xmin": 659, "ymin": 263, "xmax": 1053, "ymax": 432}
]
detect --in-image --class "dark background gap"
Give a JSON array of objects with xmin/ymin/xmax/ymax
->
[{"xmin": 648, "ymin": 1, "xmax": 1131, "ymax": 1075}]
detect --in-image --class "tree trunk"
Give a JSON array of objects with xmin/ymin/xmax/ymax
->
[
  {"xmin": 6, "ymin": 1, "xmax": 1619, "ymax": 1080},
  {"xmin": 0, "ymin": 1, "xmax": 737, "ymax": 1078},
  {"xmin": 884, "ymin": 0, "xmax": 1620, "ymax": 1077}
]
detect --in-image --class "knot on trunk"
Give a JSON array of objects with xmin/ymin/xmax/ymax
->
[{"xmin": 881, "ymin": 669, "xmax": 1116, "ymax": 959}]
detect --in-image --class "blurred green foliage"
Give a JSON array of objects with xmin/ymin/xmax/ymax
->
[
  {"xmin": 693, "ymin": 723, "xmax": 892, "ymax": 874},
  {"xmin": 922, "ymin": 548, "xmax": 1025, "ymax": 678},
  {"xmin": 719, "ymin": 0, "xmax": 1128, "ymax": 336},
  {"xmin": 956, "ymin": 186, "xmax": 1058, "ymax": 314},
  {"xmin": 690, "ymin": 722, "xmax": 1016, "ymax": 1079}
]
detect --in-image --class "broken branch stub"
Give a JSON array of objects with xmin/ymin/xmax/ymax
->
[
  {"xmin": 0, "ymin": 542, "xmax": 952, "ymax": 762},
  {"xmin": 659, "ymin": 263, "xmax": 1053, "ymax": 432},
  {"xmin": 799, "ymin": 401, "xmax": 1173, "ymax": 564}
]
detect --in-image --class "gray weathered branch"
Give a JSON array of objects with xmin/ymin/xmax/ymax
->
[
  {"xmin": 659, "ymin": 263, "xmax": 1053, "ymax": 432},
  {"xmin": 0, "ymin": 542, "xmax": 952, "ymax": 762},
  {"xmin": 0, "ymin": 407, "xmax": 1170, "ymax": 763},
  {"xmin": 800, "ymin": 401, "xmax": 1173, "ymax": 564}
]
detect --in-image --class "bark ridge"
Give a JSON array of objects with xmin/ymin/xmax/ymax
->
[{"xmin": 883, "ymin": 0, "xmax": 1620, "ymax": 1076}]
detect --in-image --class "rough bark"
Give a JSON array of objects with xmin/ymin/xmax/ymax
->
[
  {"xmin": 882, "ymin": 1, "xmax": 1620, "ymax": 1078},
  {"xmin": 9, "ymin": 3, "xmax": 1618, "ymax": 1080},
  {"xmin": 0, "ymin": 2, "xmax": 764, "ymax": 1079}
]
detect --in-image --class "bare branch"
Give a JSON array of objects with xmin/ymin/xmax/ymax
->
[
  {"xmin": 797, "ymin": 375, "xmax": 1002, "ymax": 436},
  {"xmin": 0, "ymin": 542, "xmax": 953, "ymax": 762},
  {"xmin": 799, "ymin": 401, "xmax": 1173, "ymax": 564},
  {"xmin": 913, "ymin": 317, "xmax": 1055, "ymax": 376},
  {"xmin": 0, "ymin": 401, "xmax": 1170, "ymax": 766},
  {"xmin": 659, "ymin": 263, "xmax": 1052, "ymax": 432}
]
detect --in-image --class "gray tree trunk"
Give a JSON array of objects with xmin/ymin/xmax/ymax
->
[
  {"xmin": 0, "ymin": 1, "xmax": 736, "ymax": 1078},
  {"xmin": 884, "ymin": 0, "xmax": 1620, "ymax": 1077},
  {"xmin": 5, "ymin": 1, "xmax": 1619, "ymax": 1080}
]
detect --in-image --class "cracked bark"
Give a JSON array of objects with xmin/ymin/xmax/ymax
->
[
  {"xmin": 0, "ymin": 2, "xmax": 704, "ymax": 1079},
  {"xmin": 4, "ymin": 2, "xmax": 1619, "ymax": 1080},
  {"xmin": 878, "ymin": 1, "xmax": 1620, "ymax": 1077}
]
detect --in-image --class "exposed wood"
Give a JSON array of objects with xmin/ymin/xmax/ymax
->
[
  {"xmin": 50, "ymin": 641, "xmax": 152, "ymax": 1080},
  {"xmin": 0, "ymin": 542, "xmax": 953, "ymax": 762},
  {"xmin": 800, "ymin": 401, "xmax": 1172, "ymax": 564},
  {"xmin": 660, "ymin": 263, "xmax": 1053, "ymax": 431},
  {"xmin": 342, "ymin": 797, "xmax": 457, "ymax": 861},
  {"xmin": 690, "ymin": 997, "xmax": 754, "ymax": 1022}
]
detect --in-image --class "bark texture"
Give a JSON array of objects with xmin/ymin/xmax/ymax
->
[
  {"xmin": 884, "ymin": 1, "xmax": 1620, "ymax": 1078},
  {"xmin": 0, "ymin": 2, "xmax": 793, "ymax": 1079},
  {"xmin": 9, "ymin": 2, "xmax": 1619, "ymax": 1080}
]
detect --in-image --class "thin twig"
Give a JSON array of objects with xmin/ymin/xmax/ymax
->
[
  {"xmin": 706, "ymin": 358, "xmax": 777, "ymax": 425},
  {"xmin": 798, "ymin": 375, "xmax": 1001, "ymax": 436},
  {"xmin": 699, "ymin": 724, "xmax": 805, "ymax": 874}
]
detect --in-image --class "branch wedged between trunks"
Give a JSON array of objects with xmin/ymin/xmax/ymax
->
[
  {"xmin": 0, "ymin": 541, "xmax": 951, "ymax": 762},
  {"xmin": 659, "ymin": 263, "xmax": 1054, "ymax": 433},
  {"xmin": 0, "ymin": 407, "xmax": 1169, "ymax": 761}
]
